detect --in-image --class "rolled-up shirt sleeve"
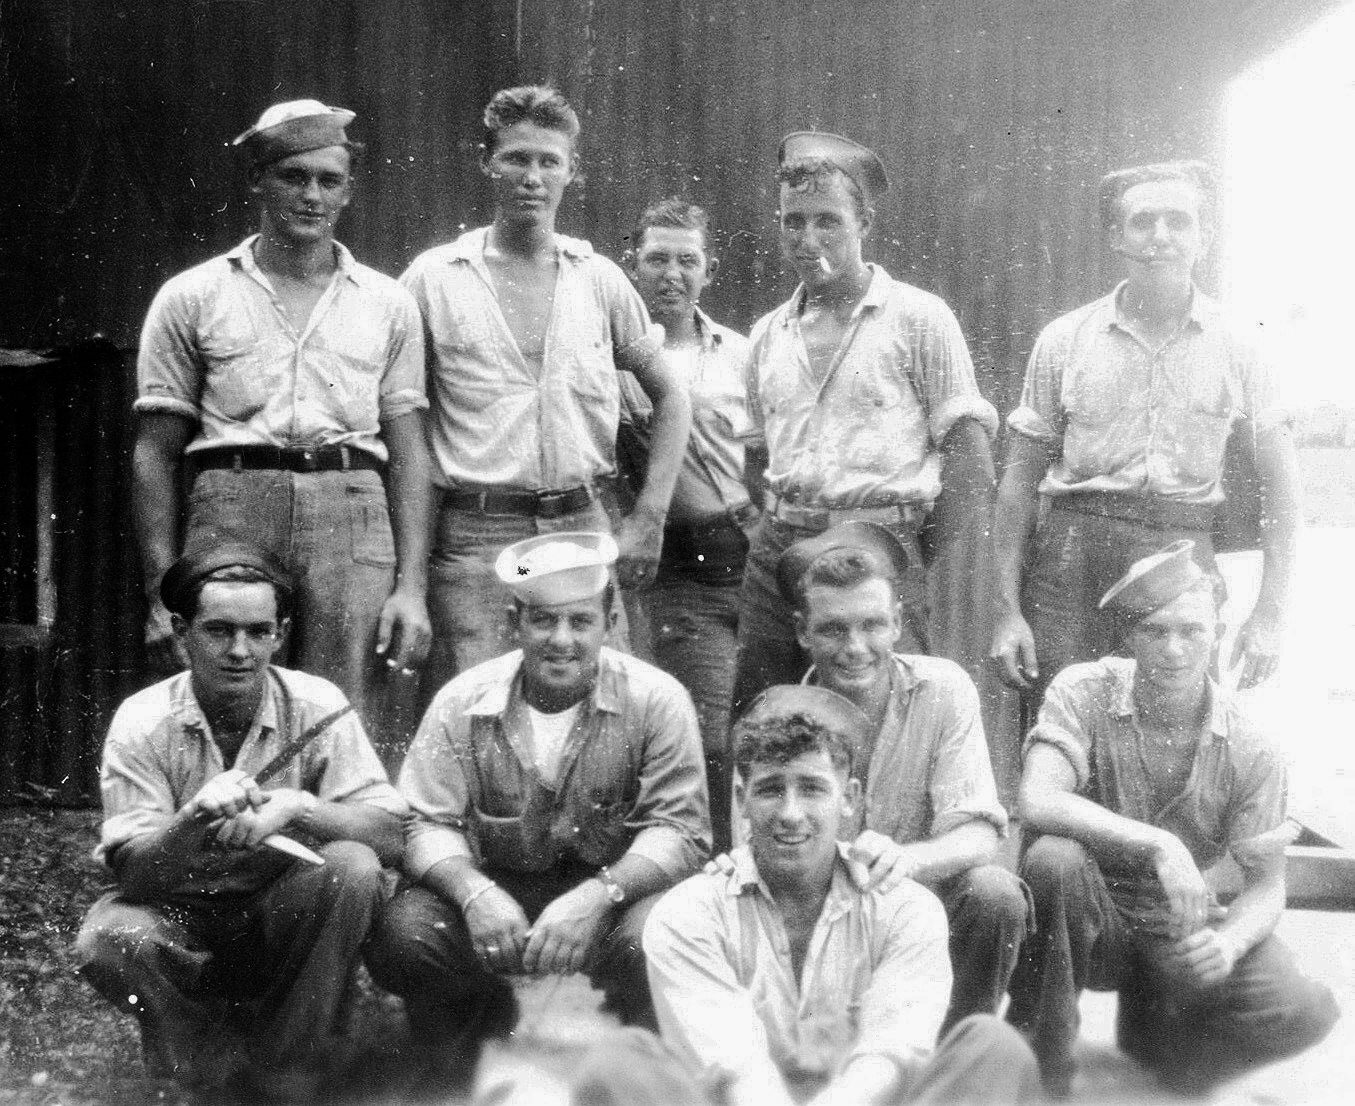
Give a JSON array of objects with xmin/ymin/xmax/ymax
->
[
  {"xmin": 849, "ymin": 886, "xmax": 952, "ymax": 1074},
  {"xmin": 907, "ymin": 298, "xmax": 998, "ymax": 445},
  {"xmin": 378, "ymin": 288, "xmax": 430, "ymax": 422},
  {"xmin": 134, "ymin": 278, "xmax": 205, "ymax": 421},
  {"xmin": 1006, "ymin": 322, "xmax": 1067, "ymax": 444},
  {"xmin": 927, "ymin": 671, "xmax": 1009, "ymax": 837},
  {"xmin": 397, "ymin": 691, "xmax": 476, "ymax": 878},
  {"xmin": 96, "ymin": 708, "xmax": 180, "ymax": 867},
  {"xmin": 1021, "ymin": 668, "xmax": 1094, "ymax": 790},
  {"xmin": 599, "ymin": 257, "xmax": 664, "ymax": 369},
  {"xmin": 625, "ymin": 680, "xmax": 711, "ymax": 879}
]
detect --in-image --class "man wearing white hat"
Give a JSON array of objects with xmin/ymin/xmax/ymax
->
[
  {"xmin": 131, "ymin": 99, "xmax": 433, "ymax": 755},
  {"xmin": 1007, "ymin": 541, "xmax": 1336, "ymax": 1097},
  {"xmin": 731, "ymin": 130, "xmax": 999, "ymax": 741},
  {"xmin": 366, "ymin": 531, "xmax": 709, "ymax": 1093}
]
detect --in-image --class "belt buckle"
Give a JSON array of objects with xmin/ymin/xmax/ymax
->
[
  {"xmin": 536, "ymin": 489, "xmax": 568, "ymax": 519},
  {"xmin": 297, "ymin": 449, "xmax": 319, "ymax": 472}
]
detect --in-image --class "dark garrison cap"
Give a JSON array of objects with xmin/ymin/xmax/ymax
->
[
  {"xmin": 777, "ymin": 520, "xmax": 909, "ymax": 604},
  {"xmin": 161, "ymin": 541, "xmax": 293, "ymax": 617},
  {"xmin": 1098, "ymin": 539, "xmax": 1207, "ymax": 620},
  {"xmin": 232, "ymin": 99, "xmax": 355, "ymax": 168},
  {"xmin": 779, "ymin": 130, "xmax": 891, "ymax": 200}
]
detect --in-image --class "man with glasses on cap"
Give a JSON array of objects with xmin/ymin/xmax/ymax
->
[
  {"xmin": 645, "ymin": 686, "xmax": 1040, "ymax": 1106},
  {"xmin": 991, "ymin": 160, "xmax": 1298, "ymax": 703},
  {"xmin": 75, "ymin": 542, "xmax": 406, "ymax": 1099},
  {"xmin": 400, "ymin": 85, "xmax": 691, "ymax": 687},
  {"xmin": 1007, "ymin": 540, "xmax": 1336, "ymax": 1098},
  {"xmin": 731, "ymin": 130, "xmax": 998, "ymax": 748},
  {"xmin": 131, "ymin": 99, "xmax": 433, "ymax": 753},
  {"xmin": 774, "ymin": 521, "xmax": 1028, "ymax": 1036},
  {"xmin": 366, "ymin": 531, "xmax": 709, "ymax": 1094}
]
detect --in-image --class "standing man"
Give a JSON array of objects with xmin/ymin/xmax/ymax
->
[
  {"xmin": 645, "ymin": 687, "xmax": 1040, "ymax": 1106},
  {"xmin": 1007, "ymin": 541, "xmax": 1337, "ymax": 1097},
  {"xmin": 732, "ymin": 131, "xmax": 999, "ymax": 739},
  {"xmin": 75, "ymin": 543, "xmax": 406, "ymax": 1099},
  {"xmin": 132, "ymin": 99, "xmax": 433, "ymax": 752},
  {"xmin": 366, "ymin": 532, "xmax": 709, "ymax": 1094},
  {"xmin": 991, "ymin": 160, "xmax": 1298, "ymax": 701},
  {"xmin": 402, "ymin": 85, "xmax": 692, "ymax": 687},
  {"xmin": 623, "ymin": 197, "xmax": 756, "ymax": 846},
  {"xmin": 778, "ymin": 522, "xmax": 1028, "ymax": 1034}
]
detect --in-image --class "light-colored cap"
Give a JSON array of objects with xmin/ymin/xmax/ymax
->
[
  {"xmin": 232, "ymin": 99, "xmax": 355, "ymax": 167},
  {"xmin": 494, "ymin": 531, "xmax": 619, "ymax": 607},
  {"xmin": 779, "ymin": 130, "xmax": 890, "ymax": 198},
  {"xmin": 1098, "ymin": 539, "xmax": 1207, "ymax": 619}
]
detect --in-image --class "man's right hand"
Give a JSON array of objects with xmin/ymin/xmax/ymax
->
[
  {"xmin": 990, "ymin": 609, "xmax": 1039, "ymax": 690},
  {"xmin": 463, "ymin": 883, "xmax": 531, "ymax": 974},
  {"xmin": 144, "ymin": 599, "xmax": 189, "ymax": 673},
  {"xmin": 1152, "ymin": 834, "xmax": 1210, "ymax": 939}
]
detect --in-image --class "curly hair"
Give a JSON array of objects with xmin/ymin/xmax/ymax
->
[
  {"xmin": 482, "ymin": 84, "xmax": 580, "ymax": 153},
  {"xmin": 733, "ymin": 711, "xmax": 853, "ymax": 780},
  {"xmin": 792, "ymin": 545, "xmax": 897, "ymax": 613}
]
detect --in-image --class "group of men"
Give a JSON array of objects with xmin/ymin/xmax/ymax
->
[{"xmin": 74, "ymin": 82, "xmax": 1338, "ymax": 1103}]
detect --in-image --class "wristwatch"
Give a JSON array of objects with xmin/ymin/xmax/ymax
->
[{"xmin": 596, "ymin": 865, "xmax": 626, "ymax": 904}]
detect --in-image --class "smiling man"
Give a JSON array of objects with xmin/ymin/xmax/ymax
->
[
  {"xmin": 621, "ymin": 197, "xmax": 757, "ymax": 846},
  {"xmin": 1006, "ymin": 541, "xmax": 1337, "ymax": 1097},
  {"xmin": 992, "ymin": 160, "xmax": 1299, "ymax": 702},
  {"xmin": 401, "ymin": 86, "xmax": 692, "ymax": 688},
  {"xmin": 778, "ymin": 522, "xmax": 1027, "ymax": 1034},
  {"xmin": 75, "ymin": 543, "xmax": 406, "ymax": 1099},
  {"xmin": 366, "ymin": 531, "xmax": 709, "ymax": 1095},
  {"xmin": 644, "ymin": 687, "xmax": 1039, "ymax": 1106},
  {"xmin": 132, "ymin": 101, "xmax": 434, "ymax": 755},
  {"xmin": 729, "ymin": 132, "xmax": 998, "ymax": 794}
]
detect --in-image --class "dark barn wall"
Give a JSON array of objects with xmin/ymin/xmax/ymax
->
[{"xmin": 0, "ymin": 0, "xmax": 1338, "ymax": 800}]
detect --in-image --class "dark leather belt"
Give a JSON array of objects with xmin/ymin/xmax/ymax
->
[
  {"xmin": 191, "ymin": 445, "xmax": 383, "ymax": 474},
  {"xmin": 1055, "ymin": 491, "xmax": 1215, "ymax": 532},
  {"xmin": 444, "ymin": 484, "xmax": 594, "ymax": 519}
]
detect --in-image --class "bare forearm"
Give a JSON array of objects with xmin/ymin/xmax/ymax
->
[
  {"xmin": 1021, "ymin": 788, "xmax": 1174, "ymax": 871},
  {"xmin": 131, "ymin": 438, "xmax": 185, "ymax": 597},
  {"xmin": 992, "ymin": 436, "xmax": 1052, "ymax": 611},
  {"xmin": 634, "ymin": 387, "xmax": 692, "ymax": 517},
  {"xmin": 301, "ymin": 801, "xmax": 405, "ymax": 865},
  {"xmin": 1218, "ymin": 869, "xmax": 1285, "ymax": 958},
  {"xmin": 420, "ymin": 855, "xmax": 492, "ymax": 907},
  {"xmin": 381, "ymin": 413, "xmax": 433, "ymax": 597},
  {"xmin": 1253, "ymin": 428, "xmax": 1300, "ymax": 621},
  {"xmin": 902, "ymin": 821, "xmax": 999, "ymax": 886}
]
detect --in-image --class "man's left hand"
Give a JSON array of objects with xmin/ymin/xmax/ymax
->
[
  {"xmin": 214, "ymin": 789, "xmax": 314, "ymax": 850},
  {"xmin": 1230, "ymin": 608, "xmax": 1281, "ymax": 689},
  {"xmin": 521, "ymin": 879, "xmax": 613, "ymax": 976},
  {"xmin": 1153, "ymin": 928, "xmax": 1241, "ymax": 989},
  {"xmin": 616, "ymin": 510, "xmax": 665, "ymax": 589},
  {"xmin": 375, "ymin": 587, "xmax": 432, "ymax": 675},
  {"xmin": 847, "ymin": 830, "xmax": 923, "ymax": 893}
]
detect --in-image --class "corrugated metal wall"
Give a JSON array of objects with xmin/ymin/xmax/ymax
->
[{"xmin": 0, "ymin": 0, "xmax": 1338, "ymax": 800}]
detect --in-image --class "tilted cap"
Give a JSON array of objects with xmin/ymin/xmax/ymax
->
[
  {"xmin": 735, "ymin": 684, "xmax": 873, "ymax": 775},
  {"xmin": 232, "ymin": 99, "xmax": 355, "ymax": 168},
  {"xmin": 1098, "ymin": 539, "xmax": 1206, "ymax": 619},
  {"xmin": 160, "ymin": 540, "xmax": 293, "ymax": 617},
  {"xmin": 777, "ymin": 520, "xmax": 909, "ymax": 604},
  {"xmin": 494, "ymin": 531, "xmax": 619, "ymax": 607},
  {"xmin": 779, "ymin": 130, "xmax": 890, "ymax": 199}
]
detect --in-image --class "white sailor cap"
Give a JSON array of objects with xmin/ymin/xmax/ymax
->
[{"xmin": 494, "ymin": 531, "xmax": 619, "ymax": 607}]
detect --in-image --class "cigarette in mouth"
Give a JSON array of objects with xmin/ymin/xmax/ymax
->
[{"xmin": 817, "ymin": 256, "xmax": 832, "ymax": 275}]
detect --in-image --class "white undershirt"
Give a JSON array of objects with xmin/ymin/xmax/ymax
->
[{"xmin": 526, "ymin": 701, "xmax": 583, "ymax": 786}]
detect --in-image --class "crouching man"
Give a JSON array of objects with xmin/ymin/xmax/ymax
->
[
  {"xmin": 75, "ymin": 543, "xmax": 406, "ymax": 1099},
  {"xmin": 645, "ymin": 686, "xmax": 1039, "ymax": 1106},
  {"xmin": 366, "ymin": 532, "xmax": 709, "ymax": 1092},
  {"xmin": 1007, "ymin": 540, "xmax": 1338, "ymax": 1097}
]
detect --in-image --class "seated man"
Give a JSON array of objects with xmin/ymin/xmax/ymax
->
[
  {"xmin": 75, "ymin": 543, "xmax": 406, "ymax": 1098},
  {"xmin": 645, "ymin": 687, "xmax": 1039, "ymax": 1106},
  {"xmin": 366, "ymin": 532, "xmax": 710, "ymax": 1091},
  {"xmin": 775, "ymin": 522, "xmax": 1028, "ymax": 1033},
  {"xmin": 1007, "ymin": 541, "xmax": 1338, "ymax": 1097}
]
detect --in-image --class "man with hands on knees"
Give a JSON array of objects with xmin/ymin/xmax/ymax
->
[
  {"xmin": 74, "ymin": 543, "xmax": 406, "ymax": 1100},
  {"xmin": 366, "ymin": 531, "xmax": 709, "ymax": 1093},
  {"xmin": 763, "ymin": 521, "xmax": 1028, "ymax": 1034},
  {"xmin": 644, "ymin": 689, "xmax": 1039, "ymax": 1106},
  {"xmin": 1006, "ymin": 541, "xmax": 1337, "ymax": 1098}
]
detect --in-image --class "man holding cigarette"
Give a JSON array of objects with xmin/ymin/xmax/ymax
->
[
  {"xmin": 728, "ymin": 132, "xmax": 999, "ymax": 842},
  {"xmin": 75, "ymin": 543, "xmax": 406, "ymax": 1100}
]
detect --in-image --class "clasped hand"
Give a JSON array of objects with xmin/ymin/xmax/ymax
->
[{"xmin": 465, "ymin": 880, "xmax": 611, "ymax": 977}]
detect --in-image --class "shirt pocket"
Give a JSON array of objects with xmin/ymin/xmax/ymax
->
[
  {"xmin": 471, "ymin": 809, "xmax": 551, "ymax": 872},
  {"xmin": 199, "ymin": 322, "xmax": 275, "ymax": 423},
  {"xmin": 572, "ymin": 793, "xmax": 634, "ymax": 866}
]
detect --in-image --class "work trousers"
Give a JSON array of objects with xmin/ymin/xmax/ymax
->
[
  {"xmin": 74, "ymin": 841, "xmax": 385, "ymax": 1090},
  {"xmin": 424, "ymin": 495, "xmax": 628, "ymax": 696},
  {"xmin": 366, "ymin": 867, "xmax": 659, "ymax": 1070},
  {"xmin": 1023, "ymin": 507, "xmax": 1217, "ymax": 704},
  {"xmin": 936, "ymin": 865, "xmax": 1032, "ymax": 1037},
  {"xmin": 184, "ymin": 468, "xmax": 402, "ymax": 754},
  {"xmin": 1007, "ymin": 835, "xmax": 1339, "ymax": 1097}
]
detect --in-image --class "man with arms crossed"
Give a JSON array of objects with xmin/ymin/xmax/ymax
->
[
  {"xmin": 366, "ymin": 532, "xmax": 709, "ymax": 1093},
  {"xmin": 623, "ymin": 197, "xmax": 757, "ymax": 847},
  {"xmin": 1007, "ymin": 541, "xmax": 1337, "ymax": 1097},
  {"xmin": 645, "ymin": 686, "xmax": 1039, "ymax": 1106},
  {"xmin": 132, "ymin": 101, "xmax": 433, "ymax": 746},
  {"xmin": 402, "ymin": 86, "xmax": 692, "ymax": 685},
  {"xmin": 732, "ymin": 131, "xmax": 998, "ymax": 760},
  {"xmin": 75, "ymin": 543, "xmax": 405, "ymax": 1099},
  {"xmin": 991, "ymin": 160, "xmax": 1298, "ymax": 701},
  {"xmin": 778, "ymin": 521, "xmax": 1028, "ymax": 1033}
]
